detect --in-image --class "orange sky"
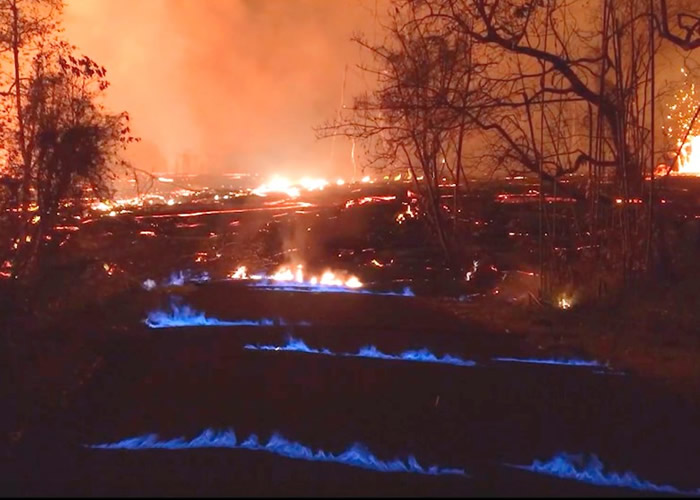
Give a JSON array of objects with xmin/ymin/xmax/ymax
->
[{"xmin": 63, "ymin": 0, "xmax": 384, "ymax": 177}]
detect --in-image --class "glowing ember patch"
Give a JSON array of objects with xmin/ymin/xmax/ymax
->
[
  {"xmin": 88, "ymin": 428, "xmax": 466, "ymax": 476},
  {"xmin": 133, "ymin": 202, "xmax": 315, "ymax": 220},
  {"xmin": 245, "ymin": 336, "xmax": 476, "ymax": 367},
  {"xmin": 345, "ymin": 195, "xmax": 397, "ymax": 209},
  {"xmin": 139, "ymin": 230, "xmax": 157, "ymax": 237},
  {"xmin": 92, "ymin": 201, "xmax": 112, "ymax": 212},
  {"xmin": 511, "ymin": 453, "xmax": 698, "ymax": 494},
  {"xmin": 395, "ymin": 203, "xmax": 417, "ymax": 224}
]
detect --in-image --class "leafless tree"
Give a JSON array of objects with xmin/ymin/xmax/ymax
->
[
  {"xmin": 324, "ymin": 0, "xmax": 699, "ymax": 298},
  {"xmin": 0, "ymin": 0, "xmax": 137, "ymax": 278}
]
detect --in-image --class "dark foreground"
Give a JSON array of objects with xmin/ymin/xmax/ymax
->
[{"xmin": 2, "ymin": 284, "xmax": 699, "ymax": 497}]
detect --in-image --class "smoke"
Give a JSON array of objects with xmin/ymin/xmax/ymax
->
[{"xmin": 63, "ymin": 0, "xmax": 384, "ymax": 176}]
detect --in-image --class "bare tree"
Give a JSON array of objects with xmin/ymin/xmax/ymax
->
[
  {"xmin": 0, "ymin": 0, "xmax": 137, "ymax": 279},
  {"xmin": 319, "ymin": 3, "xmax": 495, "ymax": 264},
  {"xmin": 324, "ymin": 0, "xmax": 699, "ymax": 299}
]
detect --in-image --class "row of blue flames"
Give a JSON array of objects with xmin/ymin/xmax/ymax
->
[
  {"xmin": 145, "ymin": 300, "xmax": 606, "ymax": 369},
  {"xmin": 87, "ymin": 428, "xmax": 698, "ymax": 494}
]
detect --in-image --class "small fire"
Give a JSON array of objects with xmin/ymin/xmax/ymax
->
[
  {"xmin": 465, "ymin": 260, "xmax": 479, "ymax": 282},
  {"xmin": 663, "ymin": 69, "xmax": 700, "ymax": 176},
  {"xmin": 395, "ymin": 203, "xmax": 416, "ymax": 224},
  {"xmin": 676, "ymin": 135, "xmax": 700, "ymax": 175},
  {"xmin": 558, "ymin": 295, "xmax": 572, "ymax": 310},
  {"xmin": 229, "ymin": 264, "xmax": 363, "ymax": 289}
]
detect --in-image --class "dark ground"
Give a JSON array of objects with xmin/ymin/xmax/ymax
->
[{"xmin": 1, "ymin": 179, "xmax": 700, "ymax": 496}]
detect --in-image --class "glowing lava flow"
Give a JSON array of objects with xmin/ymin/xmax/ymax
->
[
  {"xmin": 229, "ymin": 265, "xmax": 414, "ymax": 297},
  {"xmin": 144, "ymin": 302, "xmax": 275, "ymax": 329},
  {"xmin": 251, "ymin": 175, "xmax": 330, "ymax": 198},
  {"xmin": 511, "ymin": 452, "xmax": 698, "ymax": 494},
  {"xmin": 492, "ymin": 357, "xmax": 605, "ymax": 368},
  {"xmin": 87, "ymin": 428, "xmax": 466, "ymax": 477},
  {"xmin": 244, "ymin": 336, "xmax": 476, "ymax": 367}
]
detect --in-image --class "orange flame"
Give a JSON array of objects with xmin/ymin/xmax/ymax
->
[
  {"xmin": 676, "ymin": 135, "xmax": 700, "ymax": 175},
  {"xmin": 229, "ymin": 264, "xmax": 363, "ymax": 289}
]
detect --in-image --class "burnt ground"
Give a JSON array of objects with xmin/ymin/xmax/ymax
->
[{"xmin": 1, "ymin": 179, "xmax": 700, "ymax": 495}]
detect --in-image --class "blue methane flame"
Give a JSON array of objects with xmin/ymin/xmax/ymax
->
[
  {"xmin": 145, "ymin": 302, "xmax": 274, "ymax": 329},
  {"xmin": 355, "ymin": 345, "xmax": 476, "ymax": 367},
  {"xmin": 88, "ymin": 428, "xmax": 466, "ymax": 477},
  {"xmin": 244, "ymin": 337, "xmax": 333, "ymax": 356},
  {"xmin": 512, "ymin": 452, "xmax": 698, "ymax": 494},
  {"xmin": 492, "ymin": 357, "xmax": 604, "ymax": 367},
  {"xmin": 244, "ymin": 336, "xmax": 476, "ymax": 367}
]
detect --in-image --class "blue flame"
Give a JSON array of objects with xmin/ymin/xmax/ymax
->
[
  {"xmin": 244, "ymin": 337, "xmax": 333, "ymax": 356},
  {"xmin": 245, "ymin": 281, "xmax": 415, "ymax": 297},
  {"xmin": 354, "ymin": 345, "xmax": 476, "ymax": 367},
  {"xmin": 145, "ymin": 302, "xmax": 275, "ymax": 329},
  {"xmin": 492, "ymin": 357, "xmax": 605, "ymax": 368},
  {"xmin": 244, "ymin": 336, "xmax": 476, "ymax": 368},
  {"xmin": 511, "ymin": 452, "xmax": 699, "ymax": 494},
  {"xmin": 88, "ymin": 428, "xmax": 466, "ymax": 477}
]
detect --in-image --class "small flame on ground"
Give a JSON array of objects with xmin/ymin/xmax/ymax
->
[
  {"xmin": 558, "ymin": 295, "xmax": 573, "ymax": 310},
  {"xmin": 144, "ymin": 301, "xmax": 275, "ymax": 329},
  {"xmin": 229, "ymin": 264, "xmax": 364, "ymax": 290},
  {"xmin": 87, "ymin": 428, "xmax": 466, "ymax": 477},
  {"xmin": 244, "ymin": 336, "xmax": 476, "ymax": 367},
  {"xmin": 510, "ymin": 452, "xmax": 697, "ymax": 494},
  {"xmin": 492, "ymin": 357, "xmax": 605, "ymax": 368}
]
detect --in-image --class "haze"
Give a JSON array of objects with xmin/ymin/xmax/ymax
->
[{"xmin": 63, "ymin": 0, "xmax": 385, "ymax": 178}]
